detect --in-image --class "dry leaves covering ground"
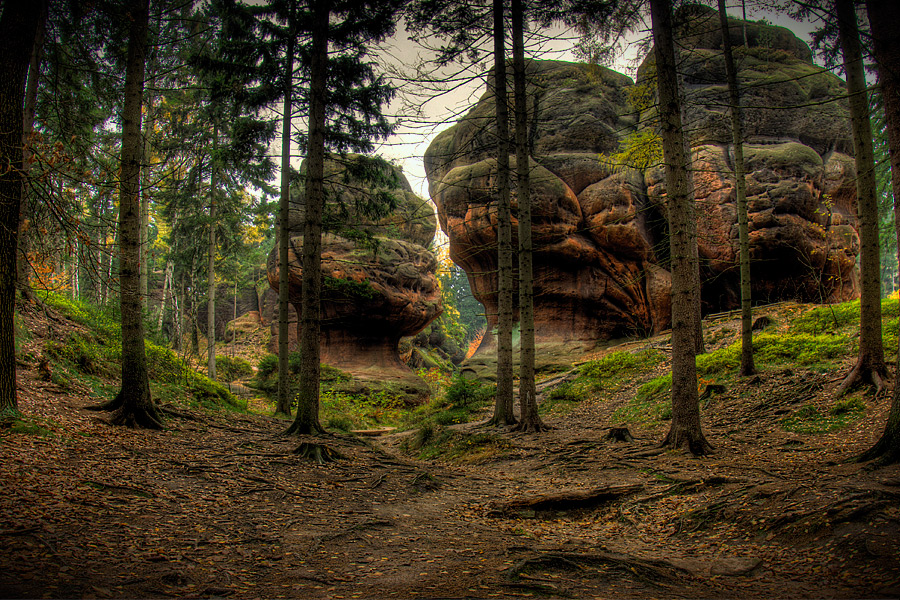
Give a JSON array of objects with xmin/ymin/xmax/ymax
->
[{"xmin": 2, "ymin": 308, "xmax": 900, "ymax": 599}]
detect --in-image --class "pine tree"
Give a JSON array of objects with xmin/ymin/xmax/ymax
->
[
  {"xmin": 716, "ymin": 0, "xmax": 755, "ymax": 377},
  {"xmin": 511, "ymin": 0, "xmax": 546, "ymax": 433},
  {"xmin": 834, "ymin": 0, "xmax": 887, "ymax": 397},
  {"xmin": 650, "ymin": 0, "xmax": 712, "ymax": 455},
  {"xmin": 858, "ymin": 0, "xmax": 900, "ymax": 464},
  {"xmin": 95, "ymin": 0, "xmax": 165, "ymax": 428},
  {"xmin": 0, "ymin": 0, "xmax": 43, "ymax": 419}
]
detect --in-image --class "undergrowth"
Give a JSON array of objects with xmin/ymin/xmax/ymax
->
[{"xmin": 30, "ymin": 291, "xmax": 243, "ymax": 413}]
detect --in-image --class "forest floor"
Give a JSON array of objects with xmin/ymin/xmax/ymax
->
[{"xmin": 2, "ymin": 304, "xmax": 900, "ymax": 599}]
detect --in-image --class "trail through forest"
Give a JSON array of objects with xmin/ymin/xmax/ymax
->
[{"xmin": 3, "ymin": 331, "xmax": 900, "ymax": 599}]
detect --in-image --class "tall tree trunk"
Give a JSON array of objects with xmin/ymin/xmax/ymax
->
[
  {"xmin": 207, "ymin": 130, "xmax": 218, "ymax": 381},
  {"xmin": 139, "ymin": 8, "xmax": 160, "ymax": 311},
  {"xmin": 717, "ymin": 0, "xmax": 755, "ymax": 377},
  {"xmin": 0, "ymin": 0, "xmax": 41, "ymax": 417},
  {"xmin": 276, "ymin": 25, "xmax": 295, "ymax": 417},
  {"xmin": 650, "ymin": 0, "xmax": 712, "ymax": 455},
  {"xmin": 17, "ymin": 0, "xmax": 46, "ymax": 305},
  {"xmin": 511, "ymin": 0, "xmax": 544, "ymax": 433},
  {"xmin": 286, "ymin": 2, "xmax": 328, "ymax": 435},
  {"xmin": 489, "ymin": 0, "xmax": 517, "ymax": 427},
  {"xmin": 140, "ymin": 98, "xmax": 155, "ymax": 310},
  {"xmin": 835, "ymin": 0, "xmax": 886, "ymax": 397},
  {"xmin": 91, "ymin": 0, "xmax": 163, "ymax": 429},
  {"xmin": 157, "ymin": 207, "xmax": 177, "ymax": 332},
  {"xmin": 859, "ymin": 0, "xmax": 900, "ymax": 464}
]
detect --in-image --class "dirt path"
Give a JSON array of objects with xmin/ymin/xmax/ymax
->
[{"xmin": 2, "ymin": 362, "xmax": 900, "ymax": 598}]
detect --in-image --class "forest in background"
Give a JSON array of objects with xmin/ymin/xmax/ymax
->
[{"xmin": 1, "ymin": 0, "xmax": 900, "ymax": 455}]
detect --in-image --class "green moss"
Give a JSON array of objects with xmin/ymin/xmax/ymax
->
[
  {"xmin": 145, "ymin": 341, "xmax": 243, "ymax": 411},
  {"xmin": 400, "ymin": 423, "xmax": 510, "ymax": 463},
  {"xmin": 2, "ymin": 416, "xmax": 59, "ymax": 438},
  {"xmin": 580, "ymin": 348, "xmax": 666, "ymax": 381},
  {"xmin": 612, "ymin": 374, "xmax": 672, "ymax": 424},
  {"xmin": 323, "ymin": 275, "xmax": 378, "ymax": 300},
  {"xmin": 744, "ymin": 142, "xmax": 822, "ymax": 177},
  {"xmin": 781, "ymin": 394, "xmax": 866, "ymax": 433}
]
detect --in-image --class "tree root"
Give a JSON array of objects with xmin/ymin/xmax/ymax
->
[
  {"xmin": 835, "ymin": 359, "xmax": 887, "ymax": 399},
  {"xmin": 293, "ymin": 442, "xmax": 344, "ymax": 465},
  {"xmin": 108, "ymin": 405, "xmax": 165, "ymax": 430},
  {"xmin": 511, "ymin": 418, "xmax": 552, "ymax": 433},
  {"xmin": 489, "ymin": 483, "xmax": 643, "ymax": 516},
  {"xmin": 661, "ymin": 426, "xmax": 714, "ymax": 456},
  {"xmin": 507, "ymin": 551, "xmax": 692, "ymax": 587},
  {"xmin": 604, "ymin": 427, "xmax": 635, "ymax": 442}
]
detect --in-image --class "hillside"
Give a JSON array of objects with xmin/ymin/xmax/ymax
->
[{"xmin": 1, "ymin": 298, "xmax": 899, "ymax": 598}]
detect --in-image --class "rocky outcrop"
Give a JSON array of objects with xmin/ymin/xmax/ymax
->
[
  {"xmin": 425, "ymin": 10, "xmax": 859, "ymax": 353},
  {"xmin": 267, "ymin": 155, "xmax": 442, "ymax": 402},
  {"xmin": 197, "ymin": 284, "xmax": 261, "ymax": 341}
]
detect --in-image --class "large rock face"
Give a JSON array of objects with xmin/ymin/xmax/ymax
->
[
  {"xmin": 426, "ymin": 10, "xmax": 859, "ymax": 354},
  {"xmin": 267, "ymin": 155, "xmax": 442, "ymax": 402}
]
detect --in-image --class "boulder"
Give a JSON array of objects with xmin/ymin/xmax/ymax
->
[
  {"xmin": 267, "ymin": 155, "xmax": 442, "ymax": 403},
  {"xmin": 425, "ymin": 10, "xmax": 859, "ymax": 355},
  {"xmin": 196, "ymin": 284, "xmax": 261, "ymax": 341}
]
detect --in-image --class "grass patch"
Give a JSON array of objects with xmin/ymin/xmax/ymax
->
[
  {"xmin": 612, "ymin": 374, "xmax": 673, "ymax": 424},
  {"xmin": 579, "ymin": 348, "xmax": 665, "ymax": 382},
  {"xmin": 1, "ymin": 415, "xmax": 60, "ymax": 438},
  {"xmin": 781, "ymin": 395, "xmax": 867, "ymax": 433},
  {"xmin": 400, "ymin": 423, "xmax": 510, "ymax": 463}
]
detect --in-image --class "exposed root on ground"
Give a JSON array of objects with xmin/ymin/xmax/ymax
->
[{"xmin": 293, "ymin": 442, "xmax": 345, "ymax": 465}]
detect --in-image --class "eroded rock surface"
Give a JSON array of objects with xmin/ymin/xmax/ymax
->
[
  {"xmin": 426, "ymin": 10, "xmax": 859, "ymax": 355},
  {"xmin": 268, "ymin": 155, "xmax": 441, "ymax": 402}
]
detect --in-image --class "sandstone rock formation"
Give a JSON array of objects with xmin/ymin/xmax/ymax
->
[
  {"xmin": 267, "ymin": 155, "xmax": 441, "ymax": 402},
  {"xmin": 426, "ymin": 10, "xmax": 859, "ymax": 354},
  {"xmin": 197, "ymin": 284, "xmax": 262, "ymax": 341}
]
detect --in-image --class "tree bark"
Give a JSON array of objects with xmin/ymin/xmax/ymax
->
[
  {"xmin": 207, "ymin": 166, "xmax": 217, "ymax": 381},
  {"xmin": 489, "ymin": 0, "xmax": 517, "ymax": 427},
  {"xmin": 0, "ymin": 0, "xmax": 42, "ymax": 417},
  {"xmin": 17, "ymin": 0, "xmax": 46, "ymax": 306},
  {"xmin": 286, "ymin": 2, "xmax": 328, "ymax": 436},
  {"xmin": 859, "ymin": 0, "xmax": 900, "ymax": 464},
  {"xmin": 276, "ymin": 24, "xmax": 295, "ymax": 417},
  {"xmin": 716, "ymin": 0, "xmax": 755, "ymax": 377},
  {"xmin": 835, "ymin": 0, "xmax": 887, "ymax": 398},
  {"xmin": 95, "ymin": 0, "xmax": 163, "ymax": 429},
  {"xmin": 650, "ymin": 0, "xmax": 712, "ymax": 455},
  {"xmin": 511, "ymin": 0, "xmax": 545, "ymax": 433}
]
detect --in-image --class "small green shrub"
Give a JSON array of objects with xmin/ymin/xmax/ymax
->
[
  {"xmin": 445, "ymin": 376, "xmax": 494, "ymax": 409},
  {"xmin": 256, "ymin": 354, "xmax": 279, "ymax": 379},
  {"xmin": 216, "ymin": 355, "xmax": 253, "ymax": 382},
  {"xmin": 325, "ymin": 415, "xmax": 355, "ymax": 432}
]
